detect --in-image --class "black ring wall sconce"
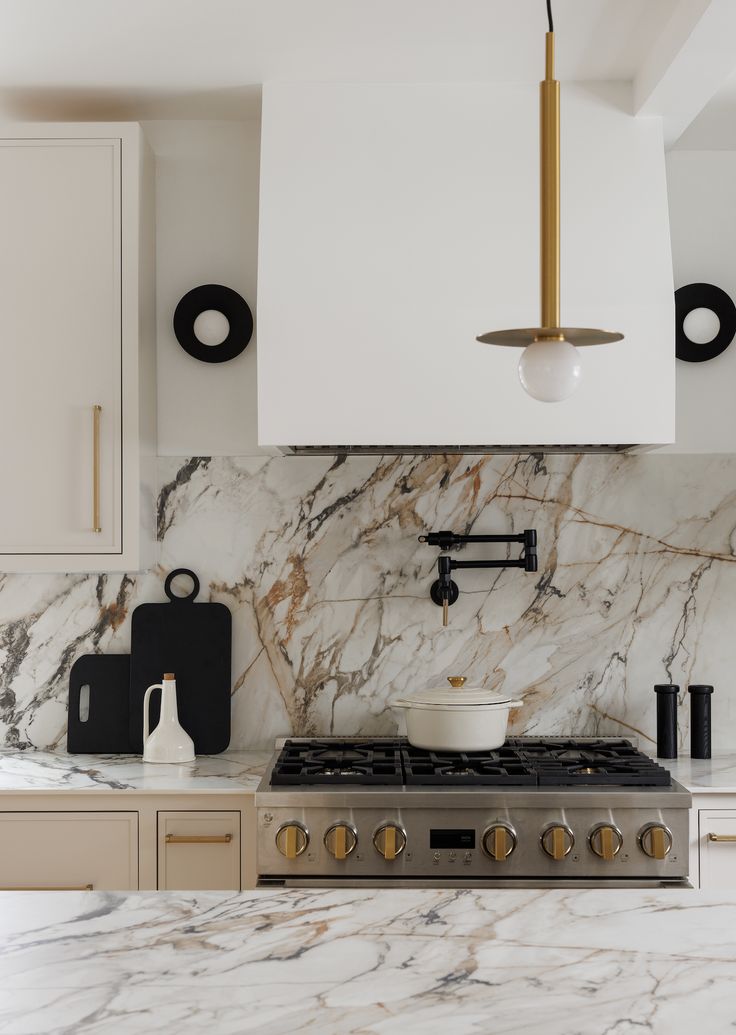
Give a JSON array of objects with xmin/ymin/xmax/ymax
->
[
  {"xmin": 173, "ymin": 284, "xmax": 254, "ymax": 364},
  {"xmin": 675, "ymin": 282, "xmax": 736, "ymax": 363}
]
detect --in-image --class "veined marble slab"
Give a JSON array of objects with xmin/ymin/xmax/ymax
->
[
  {"xmin": 665, "ymin": 752, "xmax": 736, "ymax": 794},
  {"xmin": 0, "ymin": 888, "xmax": 734, "ymax": 1034},
  {"xmin": 2, "ymin": 453, "xmax": 736, "ymax": 753},
  {"xmin": 0, "ymin": 750, "xmax": 271, "ymax": 794}
]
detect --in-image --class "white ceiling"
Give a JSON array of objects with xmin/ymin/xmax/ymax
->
[{"xmin": 0, "ymin": 0, "xmax": 678, "ymax": 120}]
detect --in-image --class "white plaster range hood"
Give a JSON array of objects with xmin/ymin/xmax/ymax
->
[{"xmin": 257, "ymin": 83, "xmax": 675, "ymax": 454}]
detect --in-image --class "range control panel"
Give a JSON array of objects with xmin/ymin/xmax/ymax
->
[{"xmin": 257, "ymin": 806, "xmax": 689, "ymax": 881}]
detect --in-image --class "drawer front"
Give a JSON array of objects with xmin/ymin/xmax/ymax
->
[
  {"xmin": 158, "ymin": 811, "xmax": 241, "ymax": 890},
  {"xmin": 699, "ymin": 810, "xmax": 736, "ymax": 889},
  {"xmin": 0, "ymin": 812, "xmax": 138, "ymax": 890}
]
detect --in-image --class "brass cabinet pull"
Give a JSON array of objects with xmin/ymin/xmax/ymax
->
[
  {"xmin": 92, "ymin": 404, "xmax": 102, "ymax": 533},
  {"xmin": 0, "ymin": 883, "xmax": 93, "ymax": 891},
  {"xmin": 165, "ymin": 834, "xmax": 232, "ymax": 845},
  {"xmin": 708, "ymin": 833, "xmax": 736, "ymax": 843}
]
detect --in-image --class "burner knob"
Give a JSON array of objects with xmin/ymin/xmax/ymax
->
[
  {"xmin": 638, "ymin": 823, "xmax": 672, "ymax": 860},
  {"xmin": 540, "ymin": 824, "xmax": 574, "ymax": 860},
  {"xmin": 275, "ymin": 822, "xmax": 309, "ymax": 859},
  {"xmin": 588, "ymin": 823, "xmax": 623, "ymax": 861},
  {"xmin": 373, "ymin": 824, "xmax": 406, "ymax": 860},
  {"xmin": 324, "ymin": 823, "xmax": 357, "ymax": 860},
  {"xmin": 482, "ymin": 824, "xmax": 517, "ymax": 861}
]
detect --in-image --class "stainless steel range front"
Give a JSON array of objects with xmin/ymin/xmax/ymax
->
[{"xmin": 255, "ymin": 738, "xmax": 692, "ymax": 889}]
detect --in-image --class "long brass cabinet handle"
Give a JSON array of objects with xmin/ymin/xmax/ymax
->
[
  {"xmin": 708, "ymin": 833, "xmax": 736, "ymax": 843},
  {"xmin": 165, "ymin": 834, "xmax": 232, "ymax": 845},
  {"xmin": 92, "ymin": 404, "xmax": 102, "ymax": 533},
  {"xmin": 0, "ymin": 883, "xmax": 93, "ymax": 891}
]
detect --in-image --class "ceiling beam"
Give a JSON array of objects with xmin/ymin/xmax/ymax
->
[{"xmin": 634, "ymin": 0, "xmax": 736, "ymax": 148}]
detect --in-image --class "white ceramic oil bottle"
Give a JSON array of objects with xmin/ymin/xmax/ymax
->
[{"xmin": 142, "ymin": 673, "xmax": 195, "ymax": 763}]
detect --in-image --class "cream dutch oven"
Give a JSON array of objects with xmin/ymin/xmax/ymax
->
[{"xmin": 392, "ymin": 676, "xmax": 522, "ymax": 751}]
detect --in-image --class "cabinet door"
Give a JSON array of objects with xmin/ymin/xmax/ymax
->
[
  {"xmin": 699, "ymin": 810, "xmax": 736, "ymax": 889},
  {"xmin": 0, "ymin": 812, "xmax": 138, "ymax": 890},
  {"xmin": 0, "ymin": 139, "xmax": 121, "ymax": 554},
  {"xmin": 158, "ymin": 811, "xmax": 241, "ymax": 890}
]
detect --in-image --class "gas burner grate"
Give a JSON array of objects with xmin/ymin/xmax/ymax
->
[
  {"xmin": 402, "ymin": 746, "xmax": 537, "ymax": 785},
  {"xmin": 509, "ymin": 738, "xmax": 671, "ymax": 786},
  {"xmin": 268, "ymin": 737, "xmax": 672, "ymax": 787},
  {"xmin": 533, "ymin": 760, "xmax": 671, "ymax": 786},
  {"xmin": 270, "ymin": 739, "xmax": 404, "ymax": 785}
]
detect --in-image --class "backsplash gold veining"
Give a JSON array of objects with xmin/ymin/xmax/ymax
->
[{"xmin": 1, "ymin": 453, "xmax": 734, "ymax": 752}]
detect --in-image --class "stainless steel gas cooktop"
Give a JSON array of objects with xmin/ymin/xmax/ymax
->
[{"xmin": 255, "ymin": 737, "xmax": 692, "ymax": 889}]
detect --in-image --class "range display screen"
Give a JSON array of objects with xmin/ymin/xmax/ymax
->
[{"xmin": 429, "ymin": 828, "xmax": 476, "ymax": 849}]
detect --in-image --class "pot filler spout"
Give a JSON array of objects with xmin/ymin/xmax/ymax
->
[{"xmin": 418, "ymin": 529, "xmax": 538, "ymax": 626}]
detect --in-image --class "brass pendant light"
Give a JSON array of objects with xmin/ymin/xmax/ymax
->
[{"xmin": 477, "ymin": 0, "xmax": 623, "ymax": 402}]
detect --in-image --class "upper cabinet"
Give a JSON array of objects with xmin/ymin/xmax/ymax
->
[
  {"xmin": 0, "ymin": 124, "xmax": 155, "ymax": 571},
  {"xmin": 257, "ymin": 83, "xmax": 675, "ymax": 454}
]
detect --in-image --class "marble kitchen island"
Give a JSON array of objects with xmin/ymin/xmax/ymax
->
[{"xmin": 1, "ymin": 887, "xmax": 735, "ymax": 1035}]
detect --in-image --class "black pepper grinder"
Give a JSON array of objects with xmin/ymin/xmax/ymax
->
[
  {"xmin": 688, "ymin": 684, "xmax": 714, "ymax": 759},
  {"xmin": 654, "ymin": 684, "xmax": 678, "ymax": 759}
]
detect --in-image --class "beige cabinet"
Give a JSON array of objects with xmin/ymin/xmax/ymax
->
[
  {"xmin": 0, "ymin": 811, "xmax": 138, "ymax": 890},
  {"xmin": 0, "ymin": 794, "xmax": 255, "ymax": 891},
  {"xmin": 158, "ymin": 811, "xmax": 241, "ymax": 890},
  {"xmin": 698, "ymin": 809, "xmax": 736, "ymax": 889},
  {"xmin": 0, "ymin": 124, "xmax": 155, "ymax": 572}
]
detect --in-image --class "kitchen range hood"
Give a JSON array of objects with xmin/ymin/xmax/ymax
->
[{"xmin": 257, "ymin": 83, "xmax": 675, "ymax": 455}]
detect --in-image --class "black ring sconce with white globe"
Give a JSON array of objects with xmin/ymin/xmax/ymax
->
[
  {"xmin": 675, "ymin": 282, "xmax": 736, "ymax": 363},
  {"xmin": 173, "ymin": 284, "xmax": 253, "ymax": 363}
]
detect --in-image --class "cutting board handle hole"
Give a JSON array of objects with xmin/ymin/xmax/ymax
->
[
  {"xmin": 78, "ymin": 684, "xmax": 90, "ymax": 723},
  {"xmin": 164, "ymin": 568, "xmax": 200, "ymax": 604}
]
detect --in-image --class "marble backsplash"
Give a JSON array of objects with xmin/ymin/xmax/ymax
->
[{"xmin": 1, "ymin": 453, "xmax": 734, "ymax": 754}]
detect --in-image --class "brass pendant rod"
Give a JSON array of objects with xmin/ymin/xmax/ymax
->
[
  {"xmin": 473, "ymin": 8, "xmax": 623, "ymax": 351},
  {"xmin": 540, "ymin": 30, "xmax": 560, "ymax": 331}
]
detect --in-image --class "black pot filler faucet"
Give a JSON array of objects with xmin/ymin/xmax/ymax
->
[{"xmin": 418, "ymin": 529, "xmax": 538, "ymax": 626}]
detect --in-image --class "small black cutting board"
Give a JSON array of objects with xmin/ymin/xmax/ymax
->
[
  {"xmin": 67, "ymin": 654, "xmax": 132, "ymax": 753},
  {"xmin": 129, "ymin": 569, "xmax": 232, "ymax": 754}
]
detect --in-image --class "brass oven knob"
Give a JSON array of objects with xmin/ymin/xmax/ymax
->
[
  {"xmin": 275, "ymin": 822, "xmax": 309, "ymax": 859},
  {"xmin": 373, "ymin": 824, "xmax": 406, "ymax": 860},
  {"xmin": 588, "ymin": 823, "xmax": 623, "ymax": 861},
  {"xmin": 324, "ymin": 823, "xmax": 357, "ymax": 860},
  {"xmin": 482, "ymin": 823, "xmax": 517, "ymax": 861},
  {"xmin": 638, "ymin": 823, "xmax": 672, "ymax": 860},
  {"xmin": 540, "ymin": 824, "xmax": 574, "ymax": 860}
]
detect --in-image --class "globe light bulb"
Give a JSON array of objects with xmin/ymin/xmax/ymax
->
[
  {"xmin": 193, "ymin": 309, "xmax": 230, "ymax": 347},
  {"xmin": 518, "ymin": 338, "xmax": 581, "ymax": 402}
]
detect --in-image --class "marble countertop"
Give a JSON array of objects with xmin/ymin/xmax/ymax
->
[
  {"xmin": 2, "ymin": 747, "xmax": 736, "ymax": 796},
  {"xmin": 1, "ymin": 886, "xmax": 734, "ymax": 1034},
  {"xmin": 0, "ymin": 750, "xmax": 272, "ymax": 794},
  {"xmin": 661, "ymin": 752, "xmax": 736, "ymax": 794}
]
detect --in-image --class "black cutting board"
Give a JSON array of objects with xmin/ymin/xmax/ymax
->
[
  {"xmin": 67, "ymin": 654, "xmax": 132, "ymax": 753},
  {"xmin": 129, "ymin": 569, "xmax": 232, "ymax": 754}
]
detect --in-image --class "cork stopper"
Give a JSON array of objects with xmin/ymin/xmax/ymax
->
[{"xmin": 164, "ymin": 672, "xmax": 175, "ymax": 680}]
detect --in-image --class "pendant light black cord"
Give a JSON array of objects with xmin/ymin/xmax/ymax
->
[{"xmin": 546, "ymin": 0, "xmax": 554, "ymax": 32}]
